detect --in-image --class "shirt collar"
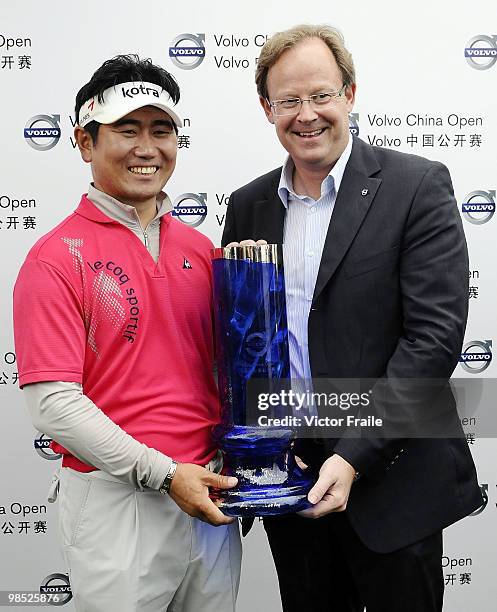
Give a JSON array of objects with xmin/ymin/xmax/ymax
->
[
  {"xmin": 278, "ymin": 135, "xmax": 353, "ymax": 208},
  {"xmin": 87, "ymin": 183, "xmax": 172, "ymax": 227}
]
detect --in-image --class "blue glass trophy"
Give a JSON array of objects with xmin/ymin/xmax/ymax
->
[{"xmin": 211, "ymin": 244, "xmax": 313, "ymax": 517}]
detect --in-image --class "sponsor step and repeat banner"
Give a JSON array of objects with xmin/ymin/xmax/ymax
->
[{"xmin": 1, "ymin": 2, "xmax": 495, "ymax": 610}]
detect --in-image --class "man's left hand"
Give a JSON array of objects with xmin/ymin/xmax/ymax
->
[{"xmin": 298, "ymin": 454, "xmax": 356, "ymax": 519}]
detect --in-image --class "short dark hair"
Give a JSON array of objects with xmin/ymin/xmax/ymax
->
[{"xmin": 75, "ymin": 54, "xmax": 180, "ymax": 144}]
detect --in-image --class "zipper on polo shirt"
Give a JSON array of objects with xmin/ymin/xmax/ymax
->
[{"xmin": 143, "ymin": 230, "xmax": 149, "ymax": 251}]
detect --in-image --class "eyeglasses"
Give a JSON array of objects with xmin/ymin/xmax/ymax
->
[{"xmin": 268, "ymin": 84, "xmax": 347, "ymax": 116}]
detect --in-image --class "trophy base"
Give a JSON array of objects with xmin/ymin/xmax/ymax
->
[
  {"xmin": 216, "ymin": 483, "xmax": 313, "ymax": 518},
  {"xmin": 212, "ymin": 425, "xmax": 315, "ymax": 517}
]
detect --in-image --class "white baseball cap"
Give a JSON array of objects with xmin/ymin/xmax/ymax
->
[{"xmin": 78, "ymin": 81, "xmax": 182, "ymax": 128}]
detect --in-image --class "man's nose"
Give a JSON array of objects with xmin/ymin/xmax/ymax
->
[
  {"xmin": 296, "ymin": 99, "xmax": 318, "ymax": 122},
  {"xmin": 134, "ymin": 132, "xmax": 156, "ymax": 156}
]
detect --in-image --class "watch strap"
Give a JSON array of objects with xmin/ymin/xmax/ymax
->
[{"xmin": 159, "ymin": 460, "xmax": 178, "ymax": 495}]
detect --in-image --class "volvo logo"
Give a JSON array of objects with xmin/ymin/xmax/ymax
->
[
  {"xmin": 245, "ymin": 332, "xmax": 270, "ymax": 358},
  {"xmin": 461, "ymin": 190, "xmax": 495, "ymax": 225},
  {"xmin": 172, "ymin": 193, "xmax": 207, "ymax": 227},
  {"xmin": 24, "ymin": 115, "xmax": 61, "ymax": 151},
  {"xmin": 349, "ymin": 113, "xmax": 359, "ymax": 136},
  {"xmin": 459, "ymin": 340, "xmax": 492, "ymax": 374},
  {"xmin": 465, "ymin": 35, "xmax": 497, "ymax": 70},
  {"xmin": 169, "ymin": 33, "xmax": 206, "ymax": 70},
  {"xmin": 34, "ymin": 431, "xmax": 62, "ymax": 461},
  {"xmin": 40, "ymin": 573, "xmax": 72, "ymax": 606},
  {"xmin": 469, "ymin": 484, "xmax": 488, "ymax": 516}
]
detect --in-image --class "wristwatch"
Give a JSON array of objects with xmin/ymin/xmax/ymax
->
[{"xmin": 159, "ymin": 460, "xmax": 178, "ymax": 495}]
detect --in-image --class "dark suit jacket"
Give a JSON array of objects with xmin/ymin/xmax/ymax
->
[{"xmin": 222, "ymin": 136, "xmax": 482, "ymax": 553}]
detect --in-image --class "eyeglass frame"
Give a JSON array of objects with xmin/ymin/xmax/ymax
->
[{"xmin": 267, "ymin": 84, "xmax": 348, "ymax": 116}]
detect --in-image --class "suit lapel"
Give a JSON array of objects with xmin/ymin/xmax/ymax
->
[
  {"xmin": 313, "ymin": 138, "xmax": 382, "ymax": 302},
  {"xmin": 253, "ymin": 170, "xmax": 286, "ymax": 244}
]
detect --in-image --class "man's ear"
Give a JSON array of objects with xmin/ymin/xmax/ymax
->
[
  {"xmin": 259, "ymin": 96, "xmax": 274, "ymax": 124},
  {"xmin": 73, "ymin": 126, "xmax": 94, "ymax": 163},
  {"xmin": 344, "ymin": 83, "xmax": 356, "ymax": 114}
]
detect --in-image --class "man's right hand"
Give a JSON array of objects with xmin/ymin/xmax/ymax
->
[{"xmin": 168, "ymin": 462, "xmax": 238, "ymax": 526}]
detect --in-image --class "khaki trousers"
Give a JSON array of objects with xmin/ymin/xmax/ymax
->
[{"xmin": 57, "ymin": 467, "xmax": 241, "ymax": 612}]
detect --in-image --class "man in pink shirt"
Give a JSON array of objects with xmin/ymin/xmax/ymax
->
[{"xmin": 14, "ymin": 54, "xmax": 241, "ymax": 612}]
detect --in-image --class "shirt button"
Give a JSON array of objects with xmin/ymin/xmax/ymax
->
[{"xmin": 306, "ymin": 251, "xmax": 314, "ymax": 257}]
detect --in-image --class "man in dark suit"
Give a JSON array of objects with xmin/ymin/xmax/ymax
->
[{"xmin": 222, "ymin": 24, "xmax": 482, "ymax": 612}]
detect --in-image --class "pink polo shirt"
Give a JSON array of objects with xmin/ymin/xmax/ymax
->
[{"xmin": 14, "ymin": 195, "xmax": 220, "ymax": 470}]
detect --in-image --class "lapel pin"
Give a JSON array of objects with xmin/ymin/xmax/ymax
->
[{"xmin": 361, "ymin": 189, "xmax": 369, "ymax": 196}]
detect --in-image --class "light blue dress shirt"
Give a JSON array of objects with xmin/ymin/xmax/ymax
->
[{"xmin": 278, "ymin": 137, "xmax": 353, "ymax": 382}]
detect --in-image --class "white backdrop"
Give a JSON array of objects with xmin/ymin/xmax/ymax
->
[{"xmin": 1, "ymin": 1, "xmax": 496, "ymax": 610}]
